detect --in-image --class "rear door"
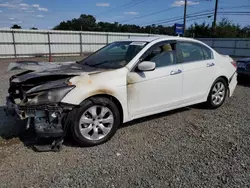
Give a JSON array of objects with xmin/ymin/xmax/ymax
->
[{"xmin": 178, "ymin": 41, "xmax": 216, "ymax": 103}]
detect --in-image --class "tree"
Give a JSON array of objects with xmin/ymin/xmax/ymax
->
[
  {"xmin": 187, "ymin": 22, "xmax": 212, "ymax": 38},
  {"xmin": 30, "ymin": 27, "xmax": 38, "ymax": 30},
  {"xmin": 54, "ymin": 14, "xmax": 97, "ymax": 31},
  {"xmin": 53, "ymin": 14, "xmax": 250, "ymax": 37},
  {"xmin": 11, "ymin": 24, "xmax": 22, "ymax": 29}
]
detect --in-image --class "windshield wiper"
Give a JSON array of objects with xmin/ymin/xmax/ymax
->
[{"xmin": 87, "ymin": 61, "xmax": 109, "ymax": 67}]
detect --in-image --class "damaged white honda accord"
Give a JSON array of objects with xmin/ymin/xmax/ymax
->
[{"xmin": 5, "ymin": 36, "xmax": 237, "ymax": 149}]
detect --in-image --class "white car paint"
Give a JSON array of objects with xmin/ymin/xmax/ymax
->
[{"xmin": 61, "ymin": 36, "xmax": 237, "ymax": 123}]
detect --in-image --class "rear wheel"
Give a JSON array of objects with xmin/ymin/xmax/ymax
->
[
  {"xmin": 70, "ymin": 97, "xmax": 120, "ymax": 146},
  {"xmin": 206, "ymin": 78, "xmax": 228, "ymax": 109}
]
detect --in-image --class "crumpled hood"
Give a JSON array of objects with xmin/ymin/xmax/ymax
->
[{"xmin": 8, "ymin": 61, "xmax": 103, "ymax": 83}]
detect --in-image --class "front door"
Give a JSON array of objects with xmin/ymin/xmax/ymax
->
[{"xmin": 127, "ymin": 41, "xmax": 183, "ymax": 119}]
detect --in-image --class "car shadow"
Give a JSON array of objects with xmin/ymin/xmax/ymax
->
[
  {"xmin": 237, "ymin": 76, "xmax": 250, "ymax": 87},
  {"xmin": 0, "ymin": 106, "xmax": 26, "ymax": 147},
  {"xmin": 0, "ymin": 105, "xmax": 192, "ymax": 151},
  {"xmin": 120, "ymin": 107, "xmax": 190, "ymax": 129}
]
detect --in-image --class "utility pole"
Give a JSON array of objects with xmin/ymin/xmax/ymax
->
[
  {"xmin": 212, "ymin": 0, "xmax": 219, "ymax": 35},
  {"xmin": 183, "ymin": 0, "xmax": 187, "ymax": 36}
]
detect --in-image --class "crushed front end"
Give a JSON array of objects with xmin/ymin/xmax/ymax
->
[
  {"xmin": 5, "ymin": 71, "xmax": 77, "ymax": 151},
  {"xmin": 6, "ymin": 76, "xmax": 76, "ymax": 135}
]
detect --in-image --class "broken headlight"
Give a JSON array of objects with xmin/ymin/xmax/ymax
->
[{"xmin": 26, "ymin": 86, "xmax": 75, "ymax": 105}]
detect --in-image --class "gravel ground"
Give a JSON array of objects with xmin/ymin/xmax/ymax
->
[{"xmin": 0, "ymin": 57, "xmax": 249, "ymax": 188}]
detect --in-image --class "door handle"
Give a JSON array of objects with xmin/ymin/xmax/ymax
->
[
  {"xmin": 170, "ymin": 69, "xmax": 182, "ymax": 75},
  {"xmin": 207, "ymin": 62, "xmax": 215, "ymax": 67}
]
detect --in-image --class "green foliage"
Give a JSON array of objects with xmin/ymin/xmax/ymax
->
[
  {"xmin": 53, "ymin": 14, "xmax": 250, "ymax": 38},
  {"xmin": 10, "ymin": 24, "xmax": 22, "ymax": 29},
  {"xmin": 187, "ymin": 18, "xmax": 250, "ymax": 38},
  {"xmin": 30, "ymin": 27, "xmax": 38, "ymax": 30},
  {"xmin": 53, "ymin": 14, "xmax": 174, "ymax": 34}
]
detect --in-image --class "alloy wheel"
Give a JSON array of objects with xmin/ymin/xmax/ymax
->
[{"xmin": 79, "ymin": 105, "xmax": 114, "ymax": 141}]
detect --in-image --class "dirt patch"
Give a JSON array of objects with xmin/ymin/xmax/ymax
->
[{"xmin": 0, "ymin": 137, "xmax": 21, "ymax": 147}]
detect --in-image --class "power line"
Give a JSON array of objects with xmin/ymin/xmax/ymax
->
[
  {"xmin": 119, "ymin": 7, "xmax": 177, "ymax": 23},
  {"xmin": 96, "ymin": 0, "xmax": 141, "ymax": 16},
  {"xmin": 111, "ymin": 0, "xmax": 148, "ymax": 14},
  {"xmin": 140, "ymin": 4, "xmax": 250, "ymax": 26},
  {"xmin": 119, "ymin": 0, "xmax": 210, "ymax": 24},
  {"xmin": 142, "ymin": 10, "xmax": 214, "ymax": 26},
  {"xmin": 148, "ymin": 11, "xmax": 249, "ymax": 27},
  {"xmin": 162, "ymin": 15, "xmax": 214, "ymax": 26},
  {"xmin": 218, "ymin": 11, "xmax": 250, "ymax": 14},
  {"xmin": 96, "ymin": 0, "xmax": 148, "ymax": 16}
]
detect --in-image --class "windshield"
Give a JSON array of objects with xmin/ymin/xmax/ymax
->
[{"xmin": 79, "ymin": 41, "xmax": 148, "ymax": 69}]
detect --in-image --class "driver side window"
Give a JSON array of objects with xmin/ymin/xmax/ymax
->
[{"xmin": 143, "ymin": 42, "xmax": 177, "ymax": 68}]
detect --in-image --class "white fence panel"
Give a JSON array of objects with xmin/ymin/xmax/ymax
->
[
  {"xmin": 15, "ymin": 32, "xmax": 47, "ymax": 43},
  {"xmin": 16, "ymin": 44, "xmax": 49, "ymax": 55},
  {"xmin": 199, "ymin": 38, "xmax": 250, "ymax": 57},
  {"xmin": 108, "ymin": 35, "xmax": 129, "ymax": 43},
  {"xmin": 213, "ymin": 48, "xmax": 235, "ymax": 55},
  {"xmin": 82, "ymin": 44, "xmax": 105, "ymax": 53},
  {"xmin": 235, "ymin": 49, "xmax": 250, "ymax": 56},
  {"xmin": 0, "ymin": 45, "xmax": 14, "ymax": 55},
  {"xmin": 200, "ymin": 40, "xmax": 213, "ymax": 46},
  {"xmin": 0, "ymin": 31, "xmax": 13, "ymax": 42},
  {"xmin": 50, "ymin": 33, "xmax": 79, "ymax": 43},
  {"xmin": 236, "ymin": 40, "xmax": 250, "ymax": 49},
  {"xmin": 0, "ymin": 29, "xmax": 249, "ymax": 58},
  {"xmin": 82, "ymin": 33, "xmax": 107, "ymax": 44},
  {"xmin": 213, "ymin": 40, "xmax": 235, "ymax": 48},
  {"xmin": 51, "ymin": 44, "xmax": 79, "ymax": 54}
]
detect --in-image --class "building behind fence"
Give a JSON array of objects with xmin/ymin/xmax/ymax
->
[{"xmin": 0, "ymin": 29, "xmax": 249, "ymax": 58}]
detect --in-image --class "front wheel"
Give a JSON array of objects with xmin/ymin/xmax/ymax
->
[
  {"xmin": 70, "ymin": 97, "xmax": 121, "ymax": 147},
  {"xmin": 206, "ymin": 78, "xmax": 228, "ymax": 109}
]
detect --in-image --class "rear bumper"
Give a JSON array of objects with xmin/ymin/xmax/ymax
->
[{"xmin": 228, "ymin": 72, "xmax": 237, "ymax": 97}]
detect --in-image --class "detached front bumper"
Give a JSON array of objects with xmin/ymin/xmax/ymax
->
[{"xmin": 5, "ymin": 97, "xmax": 66, "ymax": 138}]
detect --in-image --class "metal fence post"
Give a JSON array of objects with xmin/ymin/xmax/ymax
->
[
  {"xmin": 106, "ymin": 33, "xmax": 109, "ymax": 44},
  {"xmin": 11, "ymin": 30, "xmax": 17, "ymax": 58},
  {"xmin": 80, "ymin": 32, "xmax": 83, "ymax": 56},
  {"xmin": 233, "ymin": 40, "xmax": 237, "ymax": 56},
  {"xmin": 211, "ymin": 39, "xmax": 215, "ymax": 49},
  {"xmin": 47, "ymin": 32, "xmax": 52, "ymax": 62}
]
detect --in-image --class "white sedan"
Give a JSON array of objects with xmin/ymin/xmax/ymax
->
[{"xmin": 6, "ymin": 36, "xmax": 237, "ymax": 147}]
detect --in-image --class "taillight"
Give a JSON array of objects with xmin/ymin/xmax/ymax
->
[{"xmin": 231, "ymin": 61, "xmax": 237, "ymax": 68}]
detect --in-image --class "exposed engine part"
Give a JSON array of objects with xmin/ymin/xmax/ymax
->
[{"xmin": 33, "ymin": 111, "xmax": 64, "ymax": 137}]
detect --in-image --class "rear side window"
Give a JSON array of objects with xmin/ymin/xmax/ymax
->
[
  {"xmin": 179, "ymin": 42, "xmax": 204, "ymax": 63},
  {"xmin": 202, "ymin": 45, "xmax": 213, "ymax": 60}
]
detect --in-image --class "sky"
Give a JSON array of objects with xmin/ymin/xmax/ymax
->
[{"xmin": 0, "ymin": 0, "xmax": 249, "ymax": 29}]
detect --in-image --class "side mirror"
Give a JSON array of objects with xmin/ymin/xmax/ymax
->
[{"xmin": 137, "ymin": 61, "xmax": 156, "ymax": 71}]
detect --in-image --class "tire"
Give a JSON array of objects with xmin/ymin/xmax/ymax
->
[
  {"xmin": 70, "ymin": 97, "xmax": 121, "ymax": 147},
  {"xmin": 206, "ymin": 78, "xmax": 228, "ymax": 109}
]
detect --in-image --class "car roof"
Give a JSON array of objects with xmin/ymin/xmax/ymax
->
[
  {"xmin": 120, "ymin": 36, "xmax": 198, "ymax": 43},
  {"xmin": 120, "ymin": 36, "xmax": 169, "ymax": 42}
]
